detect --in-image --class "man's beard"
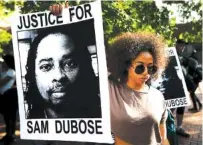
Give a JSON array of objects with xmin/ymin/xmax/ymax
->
[
  {"xmin": 45, "ymin": 76, "xmax": 98, "ymax": 117},
  {"xmin": 47, "ymin": 78, "xmax": 84, "ymax": 104}
]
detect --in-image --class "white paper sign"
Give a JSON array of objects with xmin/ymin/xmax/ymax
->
[
  {"xmin": 152, "ymin": 47, "xmax": 191, "ymax": 109},
  {"xmin": 11, "ymin": 1, "xmax": 113, "ymax": 143}
]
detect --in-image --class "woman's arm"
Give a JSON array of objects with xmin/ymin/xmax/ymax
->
[
  {"xmin": 114, "ymin": 136, "xmax": 132, "ymax": 145},
  {"xmin": 159, "ymin": 123, "xmax": 170, "ymax": 145}
]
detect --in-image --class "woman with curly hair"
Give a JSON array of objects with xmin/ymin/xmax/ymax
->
[
  {"xmin": 107, "ymin": 32, "xmax": 169, "ymax": 145},
  {"xmin": 49, "ymin": 4, "xmax": 169, "ymax": 145}
]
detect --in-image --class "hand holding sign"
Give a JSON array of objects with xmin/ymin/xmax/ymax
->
[
  {"xmin": 12, "ymin": 1, "xmax": 112, "ymax": 143},
  {"xmin": 49, "ymin": 1, "xmax": 68, "ymax": 16}
]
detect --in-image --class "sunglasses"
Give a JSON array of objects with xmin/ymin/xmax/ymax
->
[{"xmin": 133, "ymin": 64, "xmax": 157, "ymax": 75}]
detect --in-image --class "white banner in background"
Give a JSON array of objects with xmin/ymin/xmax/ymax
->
[{"xmin": 152, "ymin": 47, "xmax": 191, "ymax": 109}]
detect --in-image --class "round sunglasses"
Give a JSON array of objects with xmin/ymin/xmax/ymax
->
[{"xmin": 133, "ymin": 64, "xmax": 157, "ymax": 75}]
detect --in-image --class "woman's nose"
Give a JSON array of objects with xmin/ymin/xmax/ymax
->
[{"xmin": 142, "ymin": 66, "xmax": 148, "ymax": 75}]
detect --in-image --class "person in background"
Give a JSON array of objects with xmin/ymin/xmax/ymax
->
[
  {"xmin": 172, "ymin": 39, "xmax": 202, "ymax": 138},
  {"xmin": 0, "ymin": 54, "xmax": 18, "ymax": 145},
  {"xmin": 176, "ymin": 39, "xmax": 202, "ymax": 112}
]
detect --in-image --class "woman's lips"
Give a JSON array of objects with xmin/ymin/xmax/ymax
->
[{"xmin": 140, "ymin": 77, "xmax": 149, "ymax": 81}]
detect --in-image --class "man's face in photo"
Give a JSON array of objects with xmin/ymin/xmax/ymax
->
[{"xmin": 35, "ymin": 33, "xmax": 81, "ymax": 106}]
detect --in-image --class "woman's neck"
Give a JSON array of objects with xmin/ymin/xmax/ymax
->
[{"xmin": 126, "ymin": 81, "xmax": 146, "ymax": 92}]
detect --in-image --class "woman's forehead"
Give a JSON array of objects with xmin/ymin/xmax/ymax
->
[{"xmin": 133, "ymin": 52, "xmax": 154, "ymax": 64}]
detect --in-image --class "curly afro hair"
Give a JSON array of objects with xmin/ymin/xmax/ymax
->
[{"xmin": 107, "ymin": 32, "xmax": 169, "ymax": 83}]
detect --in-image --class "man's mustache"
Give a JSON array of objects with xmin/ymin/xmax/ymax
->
[
  {"xmin": 51, "ymin": 86, "xmax": 66, "ymax": 93},
  {"xmin": 47, "ymin": 81, "xmax": 79, "ymax": 95}
]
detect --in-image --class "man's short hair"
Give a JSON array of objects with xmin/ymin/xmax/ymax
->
[{"xmin": 176, "ymin": 39, "xmax": 186, "ymax": 44}]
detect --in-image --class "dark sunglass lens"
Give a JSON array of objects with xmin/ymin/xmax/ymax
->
[
  {"xmin": 148, "ymin": 66, "xmax": 157, "ymax": 75},
  {"xmin": 135, "ymin": 65, "xmax": 145, "ymax": 74}
]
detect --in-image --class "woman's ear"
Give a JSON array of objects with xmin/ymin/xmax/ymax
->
[{"xmin": 125, "ymin": 60, "xmax": 131, "ymax": 67}]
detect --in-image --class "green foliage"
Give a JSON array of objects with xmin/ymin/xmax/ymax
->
[
  {"xmin": 18, "ymin": 0, "xmax": 177, "ymax": 46},
  {"xmin": 166, "ymin": 0, "xmax": 202, "ymax": 43},
  {"xmin": 102, "ymin": 1, "xmax": 136, "ymax": 43},
  {"xmin": 0, "ymin": 30, "xmax": 11, "ymax": 54},
  {"xmin": 0, "ymin": 0, "xmax": 201, "ymax": 55},
  {"xmin": 0, "ymin": 1, "xmax": 15, "ymax": 19},
  {"xmin": 0, "ymin": 1, "xmax": 16, "ymax": 54},
  {"xmin": 178, "ymin": 0, "xmax": 202, "ymax": 43},
  {"xmin": 102, "ymin": 1, "xmax": 176, "ymax": 46}
]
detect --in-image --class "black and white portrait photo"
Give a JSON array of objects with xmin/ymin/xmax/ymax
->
[
  {"xmin": 12, "ymin": 2, "xmax": 113, "ymax": 143},
  {"xmin": 158, "ymin": 55, "xmax": 185, "ymax": 100},
  {"xmin": 18, "ymin": 19, "xmax": 101, "ymax": 119},
  {"xmin": 151, "ymin": 48, "xmax": 190, "ymax": 108}
]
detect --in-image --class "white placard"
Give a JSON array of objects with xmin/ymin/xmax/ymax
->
[
  {"xmin": 152, "ymin": 47, "xmax": 191, "ymax": 109},
  {"xmin": 11, "ymin": 1, "xmax": 112, "ymax": 144}
]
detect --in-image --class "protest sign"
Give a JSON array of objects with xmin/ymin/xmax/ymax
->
[
  {"xmin": 152, "ymin": 47, "xmax": 190, "ymax": 109},
  {"xmin": 11, "ymin": 1, "xmax": 112, "ymax": 143}
]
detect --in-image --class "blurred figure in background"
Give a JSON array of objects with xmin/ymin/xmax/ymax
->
[
  {"xmin": 0, "ymin": 53, "xmax": 18, "ymax": 145},
  {"xmin": 176, "ymin": 39, "xmax": 202, "ymax": 112},
  {"xmin": 172, "ymin": 39, "xmax": 202, "ymax": 138}
]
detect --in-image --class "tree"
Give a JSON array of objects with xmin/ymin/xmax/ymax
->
[
  {"xmin": 19, "ymin": 0, "xmax": 177, "ymax": 46},
  {"xmin": 0, "ymin": 1, "xmax": 14, "ymax": 54},
  {"xmin": 102, "ymin": 1, "xmax": 176, "ymax": 46},
  {"xmin": 165, "ymin": 0, "xmax": 202, "ymax": 43},
  {"xmin": 180, "ymin": 1, "xmax": 202, "ymax": 43},
  {"xmin": 0, "ymin": 1, "xmax": 23, "ymax": 55},
  {"xmin": 0, "ymin": 0, "xmax": 201, "ymax": 55}
]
